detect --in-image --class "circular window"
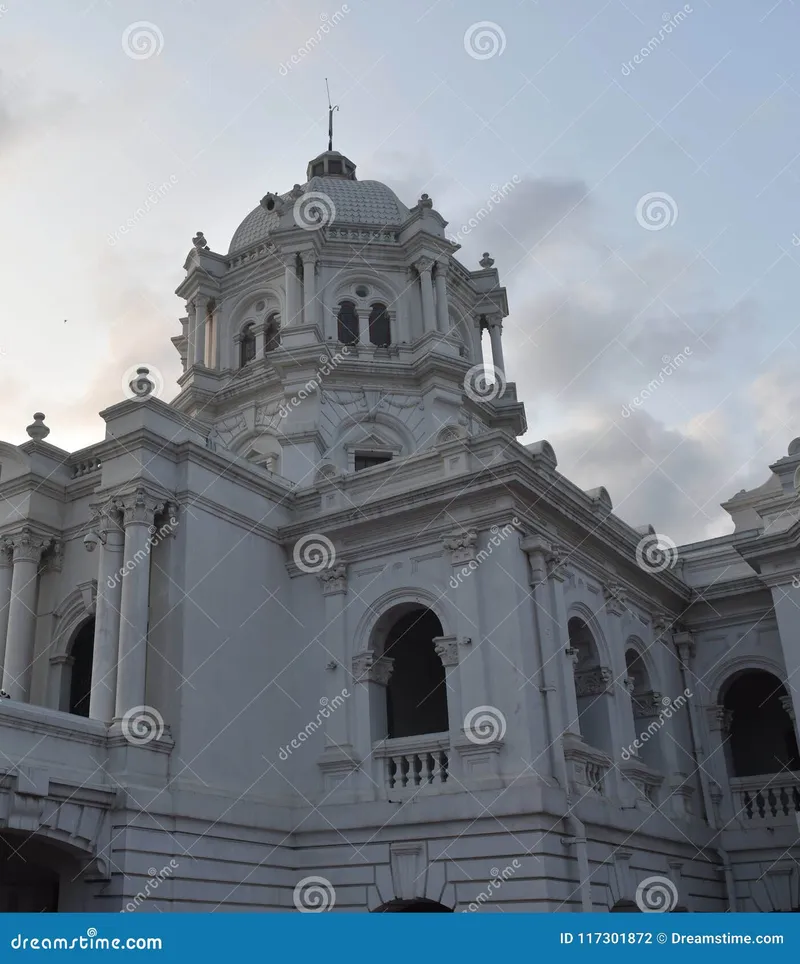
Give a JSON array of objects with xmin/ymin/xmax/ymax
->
[
  {"xmin": 255, "ymin": 300, "xmax": 265, "ymax": 312},
  {"xmin": 355, "ymin": 285, "xmax": 369, "ymax": 298}
]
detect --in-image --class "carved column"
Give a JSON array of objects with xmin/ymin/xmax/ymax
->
[
  {"xmin": 302, "ymin": 251, "xmax": 317, "ymax": 327},
  {"xmin": 521, "ymin": 535, "xmax": 569, "ymax": 787},
  {"xmin": 318, "ymin": 565, "xmax": 349, "ymax": 751},
  {"xmin": 192, "ymin": 296, "xmax": 207, "ymax": 367},
  {"xmin": 486, "ymin": 314, "xmax": 505, "ymax": 376},
  {"xmin": 185, "ymin": 301, "xmax": 196, "ymax": 369},
  {"xmin": 434, "ymin": 261, "xmax": 449, "ymax": 333},
  {"xmin": 441, "ymin": 530, "xmax": 485, "ymax": 728},
  {"xmin": 88, "ymin": 502, "xmax": 125, "ymax": 722},
  {"xmin": 114, "ymin": 489, "xmax": 165, "ymax": 719},
  {"xmin": 285, "ymin": 258, "xmax": 301, "ymax": 327},
  {"xmin": 433, "ymin": 635, "xmax": 461, "ymax": 735},
  {"xmin": 2, "ymin": 529, "xmax": 50, "ymax": 700},
  {"xmin": 416, "ymin": 258, "xmax": 437, "ymax": 333},
  {"xmin": 0, "ymin": 542, "xmax": 12, "ymax": 686}
]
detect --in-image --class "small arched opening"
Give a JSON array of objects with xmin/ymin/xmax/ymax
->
[
  {"xmin": 368, "ymin": 303, "xmax": 391, "ymax": 346},
  {"xmin": 239, "ymin": 323, "xmax": 256, "ymax": 367},
  {"xmin": 337, "ymin": 301, "xmax": 359, "ymax": 345},
  {"xmin": 625, "ymin": 647, "xmax": 664, "ymax": 773},
  {"xmin": 721, "ymin": 670, "xmax": 799, "ymax": 777},
  {"xmin": 66, "ymin": 617, "xmax": 95, "ymax": 718}
]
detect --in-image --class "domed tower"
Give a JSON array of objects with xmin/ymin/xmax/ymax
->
[{"xmin": 171, "ymin": 150, "xmax": 525, "ymax": 485}]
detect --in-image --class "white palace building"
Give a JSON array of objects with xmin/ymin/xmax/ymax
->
[{"xmin": 0, "ymin": 149, "xmax": 799, "ymax": 913}]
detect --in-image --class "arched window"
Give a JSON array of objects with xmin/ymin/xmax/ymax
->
[
  {"xmin": 264, "ymin": 313, "xmax": 281, "ymax": 353},
  {"xmin": 68, "ymin": 618, "xmax": 95, "ymax": 717},
  {"xmin": 625, "ymin": 647, "xmax": 664, "ymax": 772},
  {"xmin": 368, "ymin": 303, "xmax": 391, "ymax": 346},
  {"xmin": 723, "ymin": 671, "xmax": 799, "ymax": 777},
  {"xmin": 239, "ymin": 323, "xmax": 256, "ymax": 367},
  {"xmin": 383, "ymin": 608, "xmax": 448, "ymax": 739},
  {"xmin": 568, "ymin": 616, "xmax": 614, "ymax": 758},
  {"xmin": 337, "ymin": 301, "xmax": 359, "ymax": 345}
]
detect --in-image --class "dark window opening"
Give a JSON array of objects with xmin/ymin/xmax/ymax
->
[
  {"xmin": 264, "ymin": 314, "xmax": 281, "ymax": 353},
  {"xmin": 385, "ymin": 609, "xmax": 448, "ymax": 739},
  {"xmin": 724, "ymin": 670, "xmax": 800, "ymax": 777},
  {"xmin": 328, "ymin": 159, "xmax": 343, "ymax": 174},
  {"xmin": 240, "ymin": 324, "xmax": 256, "ymax": 366},
  {"xmin": 337, "ymin": 301, "xmax": 359, "ymax": 345},
  {"xmin": 368, "ymin": 303, "xmax": 391, "ymax": 346},
  {"xmin": 312, "ymin": 162, "xmax": 324, "ymax": 177},
  {"xmin": 68, "ymin": 618, "xmax": 95, "ymax": 718},
  {"xmin": 355, "ymin": 453, "xmax": 392, "ymax": 472}
]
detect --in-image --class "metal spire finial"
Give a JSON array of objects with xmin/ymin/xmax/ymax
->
[{"xmin": 326, "ymin": 78, "xmax": 339, "ymax": 152}]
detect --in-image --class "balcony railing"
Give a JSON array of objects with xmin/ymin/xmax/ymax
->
[
  {"xmin": 731, "ymin": 772, "xmax": 800, "ymax": 824},
  {"xmin": 563, "ymin": 732, "xmax": 611, "ymax": 797},
  {"xmin": 373, "ymin": 732, "xmax": 451, "ymax": 798}
]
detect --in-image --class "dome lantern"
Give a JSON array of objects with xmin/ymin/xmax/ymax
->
[{"xmin": 306, "ymin": 150, "xmax": 357, "ymax": 181}]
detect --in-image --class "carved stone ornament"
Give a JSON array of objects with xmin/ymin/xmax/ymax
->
[
  {"xmin": 603, "ymin": 582, "xmax": 627, "ymax": 616},
  {"xmin": 574, "ymin": 666, "xmax": 614, "ymax": 697},
  {"xmin": 6, "ymin": 528, "xmax": 52, "ymax": 565},
  {"xmin": 318, "ymin": 564, "xmax": 347, "ymax": 595},
  {"xmin": 119, "ymin": 488, "xmax": 167, "ymax": 528},
  {"xmin": 632, "ymin": 691, "xmax": 664, "ymax": 719},
  {"xmin": 433, "ymin": 636, "xmax": 459, "ymax": 667},
  {"xmin": 706, "ymin": 704, "xmax": 733, "ymax": 735},
  {"xmin": 565, "ymin": 647, "xmax": 580, "ymax": 667},
  {"xmin": 352, "ymin": 651, "xmax": 394, "ymax": 686},
  {"xmin": 442, "ymin": 529, "xmax": 478, "ymax": 566},
  {"xmin": 414, "ymin": 256, "xmax": 434, "ymax": 275},
  {"xmin": 780, "ymin": 695, "xmax": 796, "ymax": 723}
]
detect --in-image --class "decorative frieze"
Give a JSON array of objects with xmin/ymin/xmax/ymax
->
[{"xmin": 574, "ymin": 666, "xmax": 613, "ymax": 697}]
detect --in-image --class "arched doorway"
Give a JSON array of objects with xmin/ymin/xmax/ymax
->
[
  {"xmin": 374, "ymin": 899, "xmax": 453, "ymax": 912},
  {"xmin": 67, "ymin": 618, "xmax": 95, "ymax": 717},
  {"xmin": 0, "ymin": 834, "xmax": 61, "ymax": 912},
  {"xmin": 722, "ymin": 670, "xmax": 799, "ymax": 777},
  {"xmin": 384, "ymin": 608, "xmax": 448, "ymax": 739}
]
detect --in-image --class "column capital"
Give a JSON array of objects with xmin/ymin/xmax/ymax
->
[
  {"xmin": 319, "ymin": 564, "xmax": 347, "ymax": 596},
  {"xmin": 484, "ymin": 312, "xmax": 503, "ymax": 329},
  {"xmin": 521, "ymin": 534, "xmax": 551, "ymax": 584},
  {"xmin": 0, "ymin": 540, "xmax": 12, "ymax": 568},
  {"xmin": 5, "ymin": 528, "xmax": 52, "ymax": 565},
  {"xmin": 193, "ymin": 293, "xmax": 209, "ymax": 310},
  {"xmin": 433, "ymin": 635, "xmax": 459, "ymax": 667},
  {"xmin": 442, "ymin": 529, "xmax": 478, "ymax": 565},
  {"xmin": 300, "ymin": 249, "xmax": 317, "ymax": 265},
  {"xmin": 352, "ymin": 650, "xmax": 393, "ymax": 686},
  {"xmin": 414, "ymin": 256, "xmax": 434, "ymax": 276},
  {"xmin": 673, "ymin": 631, "xmax": 695, "ymax": 663},
  {"xmin": 435, "ymin": 259, "xmax": 449, "ymax": 277},
  {"xmin": 118, "ymin": 488, "xmax": 168, "ymax": 527}
]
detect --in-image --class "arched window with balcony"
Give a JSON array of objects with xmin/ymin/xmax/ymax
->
[
  {"xmin": 368, "ymin": 303, "xmax": 391, "ymax": 346},
  {"xmin": 239, "ymin": 323, "xmax": 256, "ymax": 367},
  {"xmin": 337, "ymin": 301, "xmax": 359, "ymax": 345},
  {"xmin": 568, "ymin": 617, "xmax": 614, "ymax": 757}
]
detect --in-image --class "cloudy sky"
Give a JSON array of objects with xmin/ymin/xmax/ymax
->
[{"xmin": 2, "ymin": 0, "xmax": 799, "ymax": 545}]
